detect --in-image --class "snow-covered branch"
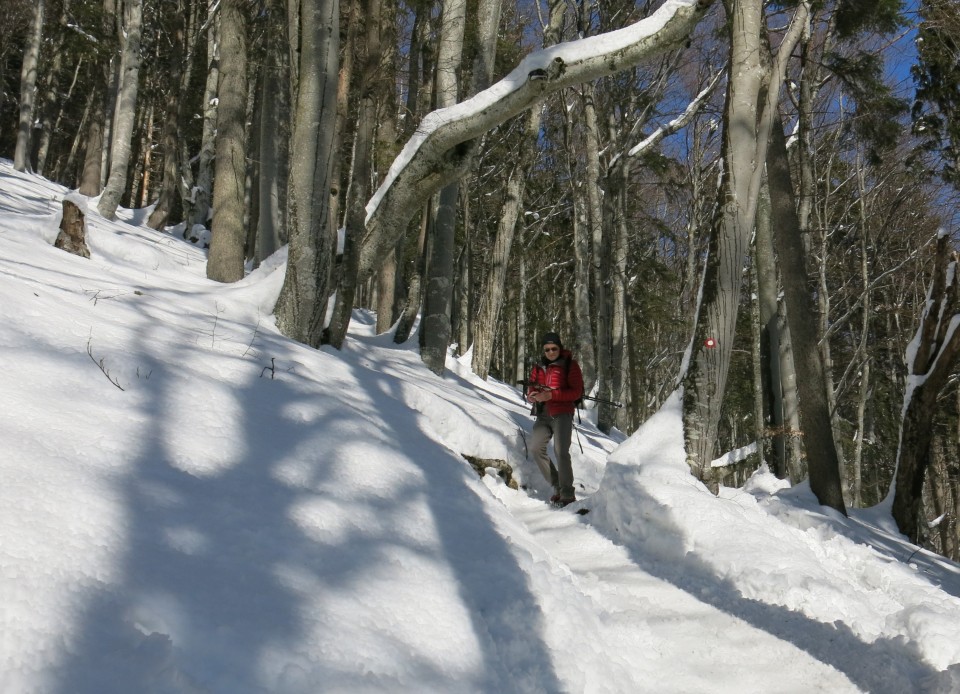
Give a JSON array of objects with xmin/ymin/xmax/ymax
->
[
  {"xmin": 620, "ymin": 68, "xmax": 724, "ymax": 163},
  {"xmin": 357, "ymin": 0, "xmax": 716, "ymax": 283}
]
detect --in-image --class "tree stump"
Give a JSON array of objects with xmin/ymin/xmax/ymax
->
[{"xmin": 54, "ymin": 198, "xmax": 91, "ymax": 258}]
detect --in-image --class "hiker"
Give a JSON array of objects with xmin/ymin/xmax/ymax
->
[{"xmin": 526, "ymin": 331, "xmax": 584, "ymax": 507}]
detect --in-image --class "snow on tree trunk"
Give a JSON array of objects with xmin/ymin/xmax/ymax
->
[
  {"xmin": 891, "ymin": 232, "xmax": 960, "ymax": 543},
  {"xmin": 188, "ymin": 0, "xmax": 220, "ymax": 231},
  {"xmin": 356, "ymin": 0, "xmax": 715, "ymax": 286}
]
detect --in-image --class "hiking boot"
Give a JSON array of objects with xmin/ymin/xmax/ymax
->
[
  {"xmin": 552, "ymin": 496, "xmax": 576, "ymax": 508},
  {"xmin": 549, "ymin": 490, "xmax": 561, "ymax": 503}
]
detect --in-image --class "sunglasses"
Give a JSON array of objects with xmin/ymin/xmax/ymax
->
[{"xmin": 543, "ymin": 346, "xmax": 560, "ymax": 353}]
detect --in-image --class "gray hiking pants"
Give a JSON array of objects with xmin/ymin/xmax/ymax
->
[{"xmin": 530, "ymin": 412, "xmax": 574, "ymax": 498}]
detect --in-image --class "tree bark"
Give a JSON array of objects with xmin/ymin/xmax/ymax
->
[
  {"xmin": 470, "ymin": 111, "xmax": 537, "ymax": 379},
  {"xmin": 767, "ymin": 113, "xmax": 847, "ymax": 513},
  {"xmin": 254, "ymin": 0, "xmax": 288, "ymax": 262},
  {"xmin": 420, "ymin": 0, "xmax": 467, "ymax": 374},
  {"xmin": 97, "ymin": 0, "xmax": 145, "ymax": 220},
  {"xmin": 206, "ymin": 0, "xmax": 249, "ymax": 282},
  {"xmin": 55, "ymin": 199, "xmax": 91, "ymax": 259},
  {"xmin": 274, "ymin": 0, "xmax": 340, "ymax": 346},
  {"xmin": 14, "ymin": 0, "xmax": 45, "ymax": 172},
  {"xmin": 682, "ymin": 0, "xmax": 765, "ymax": 480},
  {"xmin": 187, "ymin": 0, "xmax": 220, "ymax": 231},
  {"xmin": 147, "ymin": 5, "xmax": 187, "ymax": 230},
  {"xmin": 754, "ymin": 178, "xmax": 786, "ymax": 476},
  {"xmin": 891, "ymin": 234, "xmax": 960, "ymax": 542},
  {"xmin": 470, "ymin": 0, "xmax": 557, "ymax": 379},
  {"xmin": 325, "ymin": 0, "xmax": 383, "ymax": 349}
]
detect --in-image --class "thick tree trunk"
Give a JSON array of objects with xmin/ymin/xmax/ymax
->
[
  {"xmin": 583, "ymin": 83, "xmax": 614, "ymax": 433},
  {"xmin": 97, "ymin": 0, "xmax": 145, "ymax": 220},
  {"xmin": 188, "ymin": 0, "xmax": 220, "ymax": 231},
  {"xmin": 274, "ymin": 0, "xmax": 340, "ymax": 346},
  {"xmin": 206, "ymin": 0, "xmax": 249, "ymax": 282},
  {"xmin": 254, "ymin": 0, "xmax": 288, "ymax": 262},
  {"xmin": 147, "ymin": 6, "xmax": 187, "ymax": 230},
  {"xmin": 767, "ymin": 114, "xmax": 847, "ymax": 513},
  {"xmin": 325, "ymin": 0, "xmax": 383, "ymax": 349},
  {"xmin": 14, "ymin": 0, "xmax": 44, "ymax": 172},
  {"xmin": 420, "ymin": 0, "xmax": 467, "ymax": 374},
  {"xmin": 891, "ymin": 234, "xmax": 960, "ymax": 542},
  {"xmin": 35, "ymin": 3, "xmax": 70, "ymax": 176},
  {"xmin": 394, "ymin": 209, "xmax": 429, "ymax": 344},
  {"xmin": 78, "ymin": 1, "xmax": 119, "ymax": 195},
  {"xmin": 682, "ymin": 0, "xmax": 765, "ymax": 480},
  {"xmin": 470, "ymin": 0, "xmax": 553, "ymax": 379},
  {"xmin": 754, "ymin": 179, "xmax": 786, "ymax": 476}
]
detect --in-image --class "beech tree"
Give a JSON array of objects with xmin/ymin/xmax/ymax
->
[
  {"xmin": 206, "ymin": 0, "xmax": 249, "ymax": 282},
  {"xmin": 13, "ymin": 0, "xmax": 44, "ymax": 172},
  {"xmin": 355, "ymin": 0, "xmax": 716, "ymax": 286},
  {"xmin": 274, "ymin": 0, "xmax": 340, "ymax": 346},
  {"xmin": 97, "ymin": 0, "xmax": 144, "ymax": 220}
]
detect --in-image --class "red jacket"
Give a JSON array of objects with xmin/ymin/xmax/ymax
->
[{"xmin": 527, "ymin": 349, "xmax": 584, "ymax": 416}]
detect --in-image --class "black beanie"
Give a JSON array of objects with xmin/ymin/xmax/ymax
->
[{"xmin": 541, "ymin": 331, "xmax": 562, "ymax": 348}]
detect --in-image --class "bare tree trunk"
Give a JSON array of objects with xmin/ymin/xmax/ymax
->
[
  {"xmin": 470, "ymin": 109, "xmax": 537, "ymax": 379},
  {"xmin": 454, "ymin": 188, "xmax": 472, "ymax": 355},
  {"xmin": 98, "ymin": 0, "xmax": 145, "ymax": 220},
  {"xmin": 394, "ymin": 208, "xmax": 429, "ymax": 344},
  {"xmin": 188, "ymin": 0, "xmax": 220, "ymax": 230},
  {"xmin": 611, "ymin": 169, "xmax": 631, "ymax": 431},
  {"xmin": 583, "ymin": 82, "xmax": 614, "ymax": 432},
  {"xmin": 35, "ymin": 3, "xmax": 70, "ymax": 176},
  {"xmin": 254, "ymin": 0, "xmax": 287, "ymax": 261},
  {"xmin": 754, "ymin": 178, "xmax": 786, "ymax": 475},
  {"xmin": 147, "ymin": 5, "xmax": 187, "ymax": 230},
  {"xmin": 767, "ymin": 113, "xmax": 846, "ymax": 513},
  {"xmin": 682, "ymin": 0, "xmax": 765, "ymax": 480},
  {"xmin": 325, "ymin": 0, "xmax": 383, "ymax": 349},
  {"xmin": 274, "ymin": 0, "xmax": 340, "ymax": 346},
  {"xmin": 891, "ymin": 234, "xmax": 960, "ymax": 543},
  {"xmin": 14, "ymin": 0, "xmax": 45, "ymax": 172},
  {"xmin": 470, "ymin": 0, "xmax": 554, "ymax": 379},
  {"xmin": 206, "ymin": 0, "xmax": 249, "ymax": 282},
  {"xmin": 421, "ymin": 0, "xmax": 467, "ymax": 374}
]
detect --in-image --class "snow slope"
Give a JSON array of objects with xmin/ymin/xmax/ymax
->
[{"xmin": 2, "ymin": 160, "xmax": 960, "ymax": 693}]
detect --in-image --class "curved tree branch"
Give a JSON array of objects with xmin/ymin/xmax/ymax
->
[{"xmin": 357, "ymin": 0, "xmax": 717, "ymax": 283}]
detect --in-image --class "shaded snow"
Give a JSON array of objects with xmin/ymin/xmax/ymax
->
[{"xmin": 3, "ymin": 159, "xmax": 960, "ymax": 692}]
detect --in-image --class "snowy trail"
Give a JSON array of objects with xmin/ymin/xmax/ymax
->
[
  {"xmin": 5, "ymin": 161, "xmax": 960, "ymax": 692},
  {"xmin": 487, "ymin": 482, "xmax": 862, "ymax": 693}
]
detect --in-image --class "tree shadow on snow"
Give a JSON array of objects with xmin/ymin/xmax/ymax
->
[
  {"xmin": 339, "ymin": 356, "xmax": 565, "ymax": 693},
  {"xmin": 51, "ymin": 318, "xmax": 562, "ymax": 693},
  {"xmin": 593, "ymin": 482, "xmax": 947, "ymax": 694}
]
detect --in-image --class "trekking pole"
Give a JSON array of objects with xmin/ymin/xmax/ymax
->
[{"xmin": 582, "ymin": 394, "xmax": 624, "ymax": 408}]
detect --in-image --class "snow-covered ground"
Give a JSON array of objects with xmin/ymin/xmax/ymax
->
[{"xmin": 2, "ymin": 159, "xmax": 960, "ymax": 693}]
